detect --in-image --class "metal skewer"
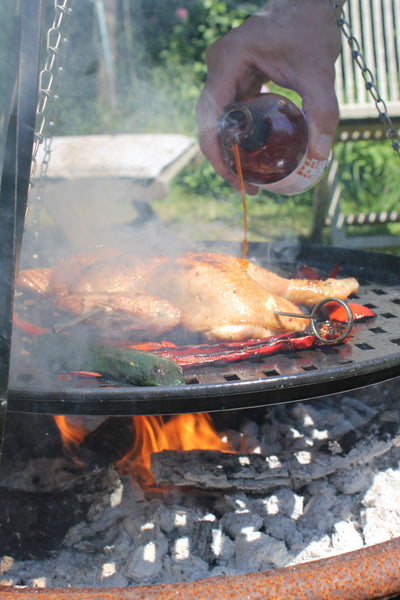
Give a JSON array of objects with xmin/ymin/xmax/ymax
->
[
  {"xmin": 53, "ymin": 308, "xmax": 107, "ymax": 334},
  {"xmin": 275, "ymin": 297, "xmax": 354, "ymax": 344}
]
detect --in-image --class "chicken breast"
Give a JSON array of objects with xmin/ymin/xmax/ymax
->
[{"xmin": 150, "ymin": 252, "xmax": 308, "ymax": 341}]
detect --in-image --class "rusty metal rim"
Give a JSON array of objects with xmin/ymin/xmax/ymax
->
[{"xmin": 2, "ymin": 536, "xmax": 400, "ymax": 599}]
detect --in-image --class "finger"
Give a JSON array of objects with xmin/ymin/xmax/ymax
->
[
  {"xmin": 241, "ymin": 72, "xmax": 266, "ymax": 101},
  {"xmin": 300, "ymin": 75, "xmax": 340, "ymax": 160}
]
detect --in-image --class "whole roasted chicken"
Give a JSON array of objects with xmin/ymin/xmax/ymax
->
[{"xmin": 16, "ymin": 248, "xmax": 359, "ymax": 342}]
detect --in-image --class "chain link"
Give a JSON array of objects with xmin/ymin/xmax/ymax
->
[
  {"xmin": 28, "ymin": 0, "xmax": 74, "ymax": 262},
  {"xmin": 330, "ymin": 0, "xmax": 400, "ymax": 158},
  {"xmin": 30, "ymin": 0, "xmax": 74, "ymax": 185}
]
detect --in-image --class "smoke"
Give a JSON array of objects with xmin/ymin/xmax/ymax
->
[{"xmin": 263, "ymin": 237, "xmax": 301, "ymax": 268}]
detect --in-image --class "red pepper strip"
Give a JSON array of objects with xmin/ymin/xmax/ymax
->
[
  {"xmin": 293, "ymin": 264, "xmax": 323, "ymax": 279},
  {"xmin": 12, "ymin": 312, "xmax": 50, "ymax": 337},
  {"xmin": 58, "ymin": 372, "xmax": 102, "ymax": 381},
  {"xmin": 326, "ymin": 301, "xmax": 376, "ymax": 322},
  {"xmin": 126, "ymin": 340, "xmax": 177, "ymax": 351},
  {"xmin": 144, "ymin": 303, "xmax": 375, "ymax": 367},
  {"xmin": 327, "ymin": 262, "xmax": 340, "ymax": 278},
  {"xmin": 68, "ymin": 370, "xmax": 102, "ymax": 378},
  {"xmin": 150, "ymin": 332, "xmax": 321, "ymax": 367},
  {"xmin": 2, "ymin": 536, "xmax": 400, "ymax": 600},
  {"xmin": 293, "ymin": 262, "xmax": 340, "ymax": 280}
]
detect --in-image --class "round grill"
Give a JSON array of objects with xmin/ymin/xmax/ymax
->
[{"xmin": 8, "ymin": 243, "xmax": 400, "ymax": 416}]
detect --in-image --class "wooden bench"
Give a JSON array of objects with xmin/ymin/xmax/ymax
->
[{"xmin": 311, "ymin": 0, "xmax": 400, "ymax": 249}]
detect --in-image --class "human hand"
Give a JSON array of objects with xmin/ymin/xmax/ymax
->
[{"xmin": 196, "ymin": 0, "xmax": 343, "ymax": 194}]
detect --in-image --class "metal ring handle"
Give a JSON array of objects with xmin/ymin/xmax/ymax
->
[{"xmin": 310, "ymin": 297, "xmax": 354, "ymax": 344}]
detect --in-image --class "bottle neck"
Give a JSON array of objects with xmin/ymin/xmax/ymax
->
[{"xmin": 217, "ymin": 104, "xmax": 270, "ymax": 152}]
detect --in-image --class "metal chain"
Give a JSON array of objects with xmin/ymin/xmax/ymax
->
[
  {"xmin": 30, "ymin": 0, "xmax": 74, "ymax": 184},
  {"xmin": 28, "ymin": 0, "xmax": 74, "ymax": 262},
  {"xmin": 330, "ymin": 0, "xmax": 400, "ymax": 158}
]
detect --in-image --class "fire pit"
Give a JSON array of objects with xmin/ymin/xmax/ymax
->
[
  {"xmin": 2, "ymin": 382, "xmax": 400, "ymax": 598},
  {"xmin": 2, "ymin": 2, "xmax": 400, "ymax": 599}
]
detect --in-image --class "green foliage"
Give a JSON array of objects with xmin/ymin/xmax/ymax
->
[
  {"xmin": 55, "ymin": 0, "xmax": 262, "ymax": 136},
  {"xmin": 165, "ymin": 136, "xmax": 400, "ymax": 245},
  {"xmin": 140, "ymin": 0, "xmax": 259, "ymax": 82},
  {"xmin": 175, "ymin": 155, "xmax": 237, "ymax": 198},
  {"xmin": 334, "ymin": 139, "xmax": 400, "ymax": 215}
]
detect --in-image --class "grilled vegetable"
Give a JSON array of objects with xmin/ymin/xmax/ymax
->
[
  {"xmin": 30, "ymin": 333, "xmax": 185, "ymax": 387},
  {"xmin": 325, "ymin": 301, "xmax": 376, "ymax": 322}
]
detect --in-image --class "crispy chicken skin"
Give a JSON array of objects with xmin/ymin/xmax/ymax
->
[
  {"xmin": 16, "ymin": 267, "xmax": 52, "ymax": 295},
  {"xmin": 151, "ymin": 252, "xmax": 308, "ymax": 341},
  {"xmin": 16, "ymin": 249, "xmax": 179, "ymax": 338},
  {"xmin": 49, "ymin": 251, "xmax": 178, "ymax": 337},
  {"xmin": 16, "ymin": 249, "xmax": 359, "ymax": 342},
  {"xmin": 48, "ymin": 248, "xmax": 166, "ymax": 296}
]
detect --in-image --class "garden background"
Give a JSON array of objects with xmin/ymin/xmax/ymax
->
[{"xmin": 15, "ymin": 0, "xmax": 400, "ymax": 249}]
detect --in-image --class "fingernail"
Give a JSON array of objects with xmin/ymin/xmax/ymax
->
[{"xmin": 314, "ymin": 134, "xmax": 334, "ymax": 159}]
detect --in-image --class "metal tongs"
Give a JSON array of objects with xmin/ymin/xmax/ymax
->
[{"xmin": 275, "ymin": 297, "xmax": 354, "ymax": 344}]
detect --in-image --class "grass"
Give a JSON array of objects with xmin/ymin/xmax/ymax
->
[
  {"xmin": 153, "ymin": 185, "xmax": 314, "ymax": 244},
  {"xmin": 152, "ymin": 136, "xmax": 400, "ymax": 253}
]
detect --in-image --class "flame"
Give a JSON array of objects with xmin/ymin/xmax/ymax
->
[
  {"xmin": 53, "ymin": 413, "xmax": 231, "ymax": 486},
  {"xmin": 53, "ymin": 415, "xmax": 89, "ymax": 451},
  {"xmin": 116, "ymin": 413, "xmax": 231, "ymax": 486}
]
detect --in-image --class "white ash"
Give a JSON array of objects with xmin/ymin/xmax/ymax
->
[{"xmin": 2, "ymin": 383, "xmax": 400, "ymax": 589}]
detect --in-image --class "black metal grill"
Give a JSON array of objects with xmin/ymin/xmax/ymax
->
[{"xmin": 8, "ymin": 243, "xmax": 400, "ymax": 417}]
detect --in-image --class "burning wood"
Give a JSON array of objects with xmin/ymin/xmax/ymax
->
[
  {"xmin": 53, "ymin": 412, "xmax": 232, "ymax": 487},
  {"xmin": 151, "ymin": 449, "xmax": 290, "ymax": 491},
  {"xmin": 150, "ymin": 432, "xmax": 396, "ymax": 492}
]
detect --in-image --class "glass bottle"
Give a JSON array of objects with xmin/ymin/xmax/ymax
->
[{"xmin": 217, "ymin": 93, "xmax": 327, "ymax": 195}]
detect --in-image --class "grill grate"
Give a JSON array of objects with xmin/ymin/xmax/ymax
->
[{"xmin": 8, "ymin": 244, "xmax": 400, "ymax": 416}]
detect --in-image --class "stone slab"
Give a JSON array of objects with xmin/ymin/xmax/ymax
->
[{"xmin": 36, "ymin": 133, "xmax": 198, "ymax": 181}]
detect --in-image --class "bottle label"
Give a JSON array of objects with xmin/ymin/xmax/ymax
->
[{"xmin": 258, "ymin": 153, "xmax": 327, "ymax": 195}]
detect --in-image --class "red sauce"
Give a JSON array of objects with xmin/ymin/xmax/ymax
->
[{"xmin": 233, "ymin": 142, "xmax": 248, "ymax": 259}]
